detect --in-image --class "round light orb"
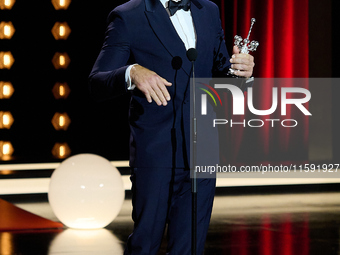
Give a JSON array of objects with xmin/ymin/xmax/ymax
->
[{"xmin": 48, "ymin": 154, "xmax": 125, "ymax": 229}]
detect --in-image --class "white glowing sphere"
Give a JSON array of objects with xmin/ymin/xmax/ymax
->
[{"xmin": 48, "ymin": 154, "xmax": 125, "ymax": 229}]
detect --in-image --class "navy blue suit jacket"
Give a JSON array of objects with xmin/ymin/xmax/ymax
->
[{"xmin": 89, "ymin": 0, "xmax": 231, "ymax": 168}]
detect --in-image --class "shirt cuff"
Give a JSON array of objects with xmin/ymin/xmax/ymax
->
[{"xmin": 125, "ymin": 64, "xmax": 138, "ymax": 90}]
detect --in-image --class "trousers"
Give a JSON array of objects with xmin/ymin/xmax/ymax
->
[{"xmin": 124, "ymin": 167, "xmax": 216, "ymax": 255}]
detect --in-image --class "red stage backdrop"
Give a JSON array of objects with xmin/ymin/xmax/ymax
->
[{"xmin": 220, "ymin": 0, "xmax": 309, "ymax": 164}]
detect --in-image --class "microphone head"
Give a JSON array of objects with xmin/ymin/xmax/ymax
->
[
  {"xmin": 171, "ymin": 56, "xmax": 183, "ymax": 70},
  {"xmin": 186, "ymin": 48, "xmax": 198, "ymax": 62}
]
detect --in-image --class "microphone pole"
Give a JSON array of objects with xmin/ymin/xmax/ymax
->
[{"xmin": 186, "ymin": 48, "xmax": 198, "ymax": 255}]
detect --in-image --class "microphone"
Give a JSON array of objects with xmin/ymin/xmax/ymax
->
[
  {"xmin": 187, "ymin": 47, "xmax": 198, "ymax": 255},
  {"xmin": 171, "ymin": 56, "xmax": 183, "ymax": 70},
  {"xmin": 186, "ymin": 48, "xmax": 197, "ymax": 62},
  {"xmin": 171, "ymin": 56, "xmax": 183, "ymax": 166}
]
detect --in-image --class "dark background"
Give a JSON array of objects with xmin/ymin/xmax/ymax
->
[
  {"xmin": 0, "ymin": 0, "xmax": 339, "ymax": 163},
  {"xmin": 0, "ymin": 1, "xmax": 131, "ymax": 162}
]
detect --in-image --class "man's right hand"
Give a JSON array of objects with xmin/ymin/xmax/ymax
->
[{"xmin": 130, "ymin": 65, "xmax": 172, "ymax": 106}]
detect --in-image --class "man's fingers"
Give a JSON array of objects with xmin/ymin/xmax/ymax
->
[
  {"xmin": 145, "ymin": 93, "xmax": 152, "ymax": 104},
  {"xmin": 232, "ymin": 45, "xmax": 240, "ymax": 55},
  {"xmin": 231, "ymin": 63, "xmax": 252, "ymax": 72},
  {"xmin": 145, "ymin": 78, "xmax": 172, "ymax": 106},
  {"xmin": 234, "ymin": 70, "xmax": 252, "ymax": 77},
  {"xmin": 160, "ymin": 79, "xmax": 171, "ymax": 99},
  {"xmin": 152, "ymin": 84, "xmax": 168, "ymax": 106},
  {"xmin": 131, "ymin": 65, "xmax": 172, "ymax": 106},
  {"xmin": 150, "ymin": 91, "xmax": 163, "ymax": 106},
  {"xmin": 230, "ymin": 53, "xmax": 255, "ymax": 78},
  {"xmin": 162, "ymin": 77, "xmax": 172, "ymax": 87},
  {"xmin": 231, "ymin": 54, "xmax": 253, "ymax": 64}
]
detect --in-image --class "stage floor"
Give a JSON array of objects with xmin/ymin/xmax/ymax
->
[{"xmin": 1, "ymin": 188, "xmax": 340, "ymax": 255}]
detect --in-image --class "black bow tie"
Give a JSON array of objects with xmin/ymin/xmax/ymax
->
[{"xmin": 168, "ymin": 0, "xmax": 191, "ymax": 16}]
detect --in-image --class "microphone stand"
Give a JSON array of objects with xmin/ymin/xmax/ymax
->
[{"xmin": 187, "ymin": 48, "xmax": 197, "ymax": 255}]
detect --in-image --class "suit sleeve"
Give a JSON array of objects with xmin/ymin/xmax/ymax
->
[
  {"xmin": 88, "ymin": 10, "xmax": 131, "ymax": 101},
  {"xmin": 212, "ymin": 5, "xmax": 231, "ymax": 77},
  {"xmin": 211, "ymin": 6, "xmax": 253, "ymax": 90}
]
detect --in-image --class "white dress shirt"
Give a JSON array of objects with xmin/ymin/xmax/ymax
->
[{"xmin": 126, "ymin": 0, "xmax": 196, "ymax": 89}]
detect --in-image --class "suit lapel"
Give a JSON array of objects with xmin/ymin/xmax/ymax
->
[
  {"xmin": 144, "ymin": 0, "xmax": 205, "ymax": 75},
  {"xmin": 144, "ymin": 0, "xmax": 186, "ymax": 57},
  {"xmin": 191, "ymin": 0, "xmax": 207, "ymax": 64}
]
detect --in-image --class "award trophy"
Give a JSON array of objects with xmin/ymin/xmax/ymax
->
[{"xmin": 229, "ymin": 18, "xmax": 259, "ymax": 76}]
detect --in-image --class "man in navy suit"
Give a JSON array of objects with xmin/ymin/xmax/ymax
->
[{"xmin": 89, "ymin": 0, "xmax": 254, "ymax": 254}]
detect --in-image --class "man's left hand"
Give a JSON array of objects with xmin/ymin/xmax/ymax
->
[{"xmin": 229, "ymin": 45, "xmax": 255, "ymax": 78}]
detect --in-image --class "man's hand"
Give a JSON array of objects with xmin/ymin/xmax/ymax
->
[
  {"xmin": 130, "ymin": 65, "xmax": 172, "ymax": 106},
  {"xmin": 229, "ymin": 45, "xmax": 255, "ymax": 78}
]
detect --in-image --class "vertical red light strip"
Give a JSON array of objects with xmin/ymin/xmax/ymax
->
[
  {"xmin": 220, "ymin": 0, "xmax": 225, "ymax": 32},
  {"xmin": 243, "ymin": 0, "xmax": 251, "ymax": 36},
  {"xmin": 230, "ymin": 0, "xmax": 252, "ymax": 161},
  {"xmin": 260, "ymin": 214, "xmax": 272, "ymax": 255},
  {"xmin": 294, "ymin": 0, "xmax": 309, "ymax": 151},
  {"xmin": 277, "ymin": 0, "xmax": 294, "ymax": 152},
  {"xmin": 277, "ymin": 0, "xmax": 294, "ymax": 78},
  {"xmin": 276, "ymin": 0, "xmax": 309, "ymax": 153},
  {"xmin": 230, "ymin": 0, "xmax": 244, "ymax": 162},
  {"xmin": 281, "ymin": 214, "xmax": 292, "ymax": 255},
  {"xmin": 300, "ymin": 214, "xmax": 310, "ymax": 255},
  {"xmin": 230, "ymin": 0, "xmax": 309, "ymax": 163},
  {"xmin": 233, "ymin": 0, "xmax": 238, "ymax": 36},
  {"xmin": 260, "ymin": 0, "xmax": 274, "ymax": 78},
  {"xmin": 296, "ymin": 0, "xmax": 309, "ymax": 78},
  {"xmin": 258, "ymin": 0, "xmax": 274, "ymax": 156},
  {"xmin": 231, "ymin": 219, "xmax": 248, "ymax": 255}
]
